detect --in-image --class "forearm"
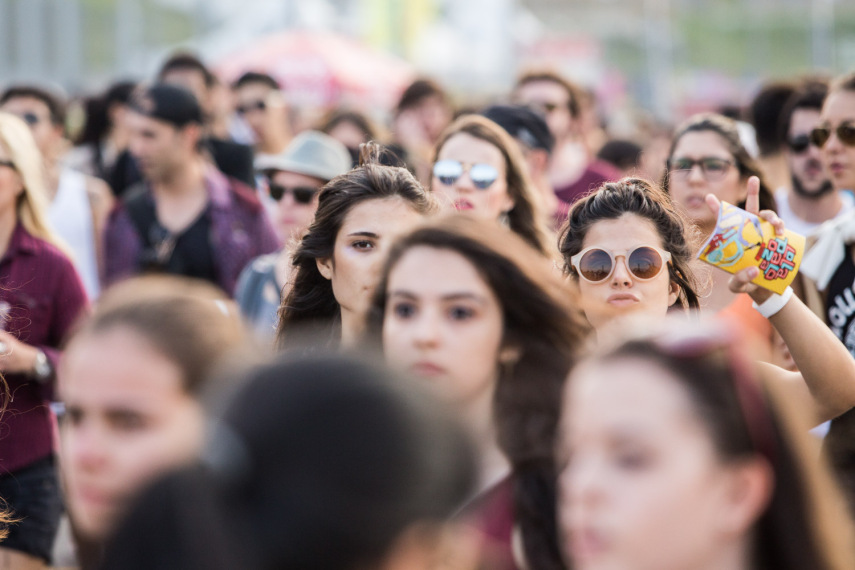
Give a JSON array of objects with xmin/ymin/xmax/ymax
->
[{"xmin": 768, "ymin": 292, "xmax": 855, "ymax": 419}]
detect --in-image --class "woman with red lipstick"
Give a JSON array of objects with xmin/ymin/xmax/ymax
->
[
  {"xmin": 277, "ymin": 144, "xmax": 434, "ymax": 348},
  {"xmin": 365, "ymin": 215, "xmax": 588, "ymax": 570},
  {"xmin": 558, "ymin": 322, "xmax": 855, "ymax": 570},
  {"xmin": 430, "ymin": 115, "xmax": 552, "ymax": 255}
]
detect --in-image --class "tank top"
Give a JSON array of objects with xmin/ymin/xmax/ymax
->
[{"xmin": 48, "ymin": 168, "xmax": 99, "ymax": 298}]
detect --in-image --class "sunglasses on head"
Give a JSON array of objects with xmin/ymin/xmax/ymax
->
[
  {"xmin": 432, "ymin": 159, "xmax": 499, "ymax": 190},
  {"xmin": 570, "ymin": 245, "xmax": 672, "ymax": 283},
  {"xmin": 268, "ymin": 184, "xmax": 318, "ymax": 205},
  {"xmin": 236, "ymin": 100, "xmax": 267, "ymax": 115},
  {"xmin": 810, "ymin": 122, "xmax": 855, "ymax": 148},
  {"xmin": 667, "ymin": 157, "xmax": 734, "ymax": 181}
]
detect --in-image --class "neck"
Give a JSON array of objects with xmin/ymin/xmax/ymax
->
[
  {"xmin": 153, "ymin": 156, "xmax": 205, "ymax": 196},
  {"xmin": 259, "ymin": 132, "xmax": 289, "ymax": 155},
  {"xmin": 462, "ymin": 381, "xmax": 510, "ymax": 492},
  {"xmin": 787, "ymin": 186, "xmax": 843, "ymax": 224},
  {"xmin": 339, "ymin": 307, "xmax": 363, "ymax": 348},
  {"xmin": 43, "ymin": 159, "xmax": 60, "ymax": 201},
  {"xmin": 0, "ymin": 209, "xmax": 17, "ymax": 257},
  {"xmin": 694, "ymin": 536, "xmax": 753, "ymax": 570}
]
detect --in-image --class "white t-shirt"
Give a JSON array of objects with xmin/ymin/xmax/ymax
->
[{"xmin": 775, "ymin": 187, "xmax": 855, "ymax": 237}]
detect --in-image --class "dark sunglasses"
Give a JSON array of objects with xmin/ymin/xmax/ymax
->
[
  {"xmin": 236, "ymin": 100, "xmax": 267, "ymax": 115},
  {"xmin": 810, "ymin": 122, "xmax": 855, "ymax": 148},
  {"xmin": 667, "ymin": 157, "xmax": 734, "ymax": 181},
  {"xmin": 268, "ymin": 184, "xmax": 318, "ymax": 205},
  {"xmin": 786, "ymin": 133, "xmax": 817, "ymax": 154},
  {"xmin": 432, "ymin": 159, "xmax": 499, "ymax": 190},
  {"xmin": 570, "ymin": 245, "xmax": 671, "ymax": 283}
]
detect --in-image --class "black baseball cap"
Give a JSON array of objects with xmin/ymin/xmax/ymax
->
[
  {"xmin": 481, "ymin": 104, "xmax": 555, "ymax": 154},
  {"xmin": 129, "ymin": 83, "xmax": 203, "ymax": 128}
]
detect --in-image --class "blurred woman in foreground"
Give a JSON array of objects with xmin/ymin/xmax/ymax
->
[{"xmin": 558, "ymin": 321, "xmax": 855, "ymax": 570}]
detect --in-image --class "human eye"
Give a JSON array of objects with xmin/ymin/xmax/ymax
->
[
  {"xmin": 703, "ymin": 158, "xmax": 729, "ymax": 172},
  {"xmin": 108, "ymin": 410, "xmax": 148, "ymax": 432},
  {"xmin": 448, "ymin": 305, "xmax": 475, "ymax": 321},
  {"xmin": 351, "ymin": 239, "xmax": 375, "ymax": 251},
  {"xmin": 670, "ymin": 158, "xmax": 693, "ymax": 171},
  {"xmin": 62, "ymin": 406, "xmax": 84, "ymax": 427},
  {"xmin": 612, "ymin": 443, "xmax": 652, "ymax": 471},
  {"xmin": 391, "ymin": 301, "xmax": 417, "ymax": 319}
]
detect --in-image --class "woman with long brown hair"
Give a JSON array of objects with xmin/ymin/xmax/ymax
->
[{"xmin": 365, "ymin": 215, "xmax": 588, "ymax": 570}]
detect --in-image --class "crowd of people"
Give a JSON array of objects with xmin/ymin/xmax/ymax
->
[{"xmin": 1, "ymin": 48, "xmax": 855, "ymax": 570}]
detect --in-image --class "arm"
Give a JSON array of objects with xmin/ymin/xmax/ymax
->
[
  {"xmin": 709, "ymin": 178, "xmax": 855, "ymax": 423},
  {"xmin": 85, "ymin": 175, "xmax": 116, "ymax": 286}
]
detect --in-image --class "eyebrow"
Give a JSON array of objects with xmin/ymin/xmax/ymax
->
[
  {"xmin": 388, "ymin": 290, "xmax": 488, "ymax": 304},
  {"xmin": 348, "ymin": 231, "xmax": 380, "ymax": 238}
]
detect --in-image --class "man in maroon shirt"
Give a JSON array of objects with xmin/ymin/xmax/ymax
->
[{"xmin": 512, "ymin": 70, "xmax": 620, "ymax": 205}]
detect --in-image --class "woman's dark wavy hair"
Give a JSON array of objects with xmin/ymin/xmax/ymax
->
[
  {"xmin": 276, "ymin": 143, "xmax": 435, "ymax": 349},
  {"xmin": 583, "ymin": 326, "xmax": 855, "ymax": 570},
  {"xmin": 364, "ymin": 215, "xmax": 590, "ymax": 570},
  {"xmin": 431, "ymin": 115, "xmax": 552, "ymax": 256},
  {"xmin": 559, "ymin": 177, "xmax": 702, "ymax": 311},
  {"xmin": 662, "ymin": 112, "xmax": 777, "ymax": 214}
]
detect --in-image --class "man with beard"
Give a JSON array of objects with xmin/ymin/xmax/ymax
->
[{"xmin": 776, "ymin": 80, "xmax": 853, "ymax": 236}]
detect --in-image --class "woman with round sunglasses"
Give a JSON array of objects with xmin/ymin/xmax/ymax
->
[
  {"xmin": 430, "ymin": 114, "xmax": 552, "ymax": 255},
  {"xmin": 276, "ymin": 143, "xmax": 435, "ymax": 348},
  {"xmin": 364, "ymin": 215, "xmax": 588, "ymax": 570},
  {"xmin": 557, "ymin": 321, "xmax": 855, "ymax": 570},
  {"xmin": 236, "ymin": 131, "xmax": 352, "ymax": 339},
  {"xmin": 562, "ymin": 177, "xmax": 855, "ymax": 426}
]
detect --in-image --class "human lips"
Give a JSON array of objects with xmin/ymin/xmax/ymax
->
[
  {"xmin": 607, "ymin": 293, "xmax": 639, "ymax": 307},
  {"xmin": 569, "ymin": 526, "xmax": 610, "ymax": 562},
  {"xmin": 410, "ymin": 361, "xmax": 446, "ymax": 377},
  {"xmin": 453, "ymin": 199, "xmax": 474, "ymax": 211}
]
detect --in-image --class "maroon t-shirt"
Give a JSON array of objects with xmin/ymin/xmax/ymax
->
[
  {"xmin": 554, "ymin": 159, "xmax": 622, "ymax": 206},
  {"xmin": 0, "ymin": 223, "xmax": 88, "ymax": 474}
]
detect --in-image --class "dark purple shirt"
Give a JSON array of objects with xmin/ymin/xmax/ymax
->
[
  {"xmin": 103, "ymin": 166, "xmax": 280, "ymax": 295},
  {"xmin": 0, "ymin": 223, "xmax": 88, "ymax": 474},
  {"xmin": 554, "ymin": 159, "xmax": 622, "ymax": 205}
]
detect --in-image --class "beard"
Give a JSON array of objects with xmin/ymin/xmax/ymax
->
[{"xmin": 791, "ymin": 172, "xmax": 834, "ymax": 199}]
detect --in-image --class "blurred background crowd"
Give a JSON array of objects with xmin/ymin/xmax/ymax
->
[{"xmin": 1, "ymin": 1, "xmax": 855, "ymax": 569}]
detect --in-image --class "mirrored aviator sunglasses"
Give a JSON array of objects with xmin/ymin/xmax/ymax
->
[
  {"xmin": 570, "ymin": 246, "xmax": 672, "ymax": 283},
  {"xmin": 810, "ymin": 122, "xmax": 855, "ymax": 148},
  {"xmin": 432, "ymin": 159, "xmax": 499, "ymax": 190},
  {"xmin": 268, "ymin": 184, "xmax": 318, "ymax": 205}
]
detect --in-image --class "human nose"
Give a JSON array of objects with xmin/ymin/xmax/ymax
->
[
  {"xmin": 687, "ymin": 162, "xmax": 706, "ymax": 183},
  {"xmin": 824, "ymin": 128, "xmax": 844, "ymax": 154},
  {"xmin": 610, "ymin": 255, "xmax": 632, "ymax": 286},
  {"xmin": 412, "ymin": 308, "xmax": 441, "ymax": 348},
  {"xmin": 563, "ymin": 452, "xmax": 605, "ymax": 514},
  {"xmin": 65, "ymin": 421, "xmax": 108, "ymax": 473}
]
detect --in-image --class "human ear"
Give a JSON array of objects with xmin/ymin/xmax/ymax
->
[
  {"xmin": 668, "ymin": 279, "xmax": 680, "ymax": 307},
  {"xmin": 498, "ymin": 344, "xmax": 522, "ymax": 365},
  {"xmin": 316, "ymin": 257, "xmax": 333, "ymax": 281},
  {"xmin": 716, "ymin": 458, "xmax": 774, "ymax": 536}
]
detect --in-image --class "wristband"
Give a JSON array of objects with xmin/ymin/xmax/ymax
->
[{"xmin": 752, "ymin": 286, "xmax": 794, "ymax": 319}]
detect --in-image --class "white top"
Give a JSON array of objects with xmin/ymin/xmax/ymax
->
[
  {"xmin": 49, "ymin": 168, "xmax": 99, "ymax": 299},
  {"xmin": 775, "ymin": 187, "xmax": 855, "ymax": 237}
]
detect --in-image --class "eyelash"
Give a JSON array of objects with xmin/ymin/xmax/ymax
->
[
  {"xmin": 351, "ymin": 240, "xmax": 375, "ymax": 251},
  {"xmin": 449, "ymin": 306, "xmax": 475, "ymax": 320},
  {"xmin": 392, "ymin": 302, "xmax": 416, "ymax": 318}
]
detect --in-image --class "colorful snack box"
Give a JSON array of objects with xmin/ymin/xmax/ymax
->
[{"xmin": 697, "ymin": 201, "xmax": 804, "ymax": 295}]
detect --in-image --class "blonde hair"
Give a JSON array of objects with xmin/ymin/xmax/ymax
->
[{"xmin": 0, "ymin": 112, "xmax": 69, "ymax": 256}]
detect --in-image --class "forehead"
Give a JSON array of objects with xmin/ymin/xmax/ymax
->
[
  {"xmin": 822, "ymin": 89, "xmax": 855, "ymax": 123},
  {"xmin": 389, "ymin": 246, "xmax": 493, "ymax": 296},
  {"xmin": 127, "ymin": 110, "xmax": 176, "ymax": 134},
  {"xmin": 235, "ymin": 81, "xmax": 276, "ymax": 101},
  {"xmin": 338, "ymin": 196, "xmax": 421, "ymax": 234},
  {"xmin": 789, "ymin": 108, "xmax": 821, "ymax": 134},
  {"xmin": 514, "ymin": 80, "xmax": 570, "ymax": 103},
  {"xmin": 566, "ymin": 357, "xmax": 701, "ymax": 437},
  {"xmin": 1, "ymin": 95, "xmax": 51, "ymax": 116},
  {"xmin": 438, "ymin": 132, "xmax": 504, "ymax": 166},
  {"xmin": 581, "ymin": 212, "xmax": 665, "ymax": 251},
  {"xmin": 671, "ymin": 130, "xmax": 732, "ymax": 159}
]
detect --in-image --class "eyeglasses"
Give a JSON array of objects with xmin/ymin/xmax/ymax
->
[
  {"xmin": 236, "ymin": 100, "xmax": 267, "ymax": 115},
  {"xmin": 570, "ymin": 245, "xmax": 672, "ymax": 283},
  {"xmin": 651, "ymin": 325, "xmax": 776, "ymax": 464},
  {"xmin": 667, "ymin": 157, "xmax": 735, "ymax": 181},
  {"xmin": 786, "ymin": 133, "xmax": 817, "ymax": 154},
  {"xmin": 432, "ymin": 159, "xmax": 499, "ymax": 190},
  {"xmin": 268, "ymin": 184, "xmax": 318, "ymax": 204},
  {"xmin": 810, "ymin": 122, "xmax": 855, "ymax": 148}
]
